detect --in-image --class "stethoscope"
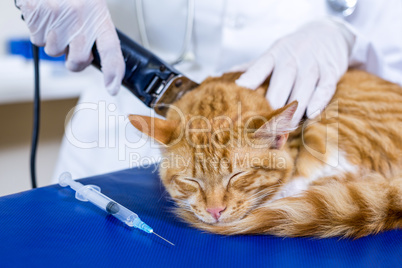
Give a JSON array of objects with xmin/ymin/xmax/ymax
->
[
  {"xmin": 135, "ymin": 0, "xmax": 195, "ymax": 65},
  {"xmin": 327, "ymin": 0, "xmax": 358, "ymax": 16},
  {"xmin": 135, "ymin": 0, "xmax": 358, "ymax": 66}
]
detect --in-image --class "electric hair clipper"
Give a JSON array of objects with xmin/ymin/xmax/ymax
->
[{"xmin": 92, "ymin": 29, "xmax": 198, "ymax": 117}]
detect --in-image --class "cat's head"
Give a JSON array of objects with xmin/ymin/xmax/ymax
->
[{"xmin": 129, "ymin": 74, "xmax": 298, "ymax": 225}]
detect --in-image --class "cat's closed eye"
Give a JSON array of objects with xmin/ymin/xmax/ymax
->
[
  {"xmin": 229, "ymin": 172, "xmax": 244, "ymax": 180},
  {"xmin": 183, "ymin": 177, "xmax": 203, "ymax": 189},
  {"xmin": 172, "ymin": 176, "xmax": 201, "ymax": 193},
  {"xmin": 226, "ymin": 171, "xmax": 245, "ymax": 187}
]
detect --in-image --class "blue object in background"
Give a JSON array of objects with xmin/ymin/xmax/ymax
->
[
  {"xmin": 0, "ymin": 165, "xmax": 400, "ymax": 267},
  {"xmin": 7, "ymin": 38, "xmax": 65, "ymax": 62}
]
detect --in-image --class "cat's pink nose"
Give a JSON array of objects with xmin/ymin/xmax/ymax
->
[{"xmin": 206, "ymin": 207, "xmax": 226, "ymax": 221}]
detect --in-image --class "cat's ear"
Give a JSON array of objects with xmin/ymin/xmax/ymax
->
[
  {"xmin": 254, "ymin": 101, "xmax": 298, "ymax": 149},
  {"xmin": 128, "ymin": 115, "xmax": 179, "ymax": 145}
]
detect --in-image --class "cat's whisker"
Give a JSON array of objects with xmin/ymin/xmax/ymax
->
[
  {"xmin": 157, "ymin": 190, "xmax": 170, "ymax": 202},
  {"xmin": 247, "ymin": 190, "xmax": 275, "ymax": 201},
  {"xmin": 247, "ymin": 191, "xmax": 279, "ymax": 206}
]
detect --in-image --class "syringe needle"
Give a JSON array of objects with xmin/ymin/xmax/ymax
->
[
  {"xmin": 59, "ymin": 173, "xmax": 175, "ymax": 246},
  {"xmin": 153, "ymin": 232, "xmax": 175, "ymax": 246}
]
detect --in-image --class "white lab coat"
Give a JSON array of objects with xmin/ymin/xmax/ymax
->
[{"xmin": 52, "ymin": 0, "xmax": 402, "ymax": 181}]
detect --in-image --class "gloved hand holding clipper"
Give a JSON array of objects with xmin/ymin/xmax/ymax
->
[
  {"xmin": 15, "ymin": 0, "xmax": 125, "ymax": 95},
  {"xmin": 236, "ymin": 18, "xmax": 356, "ymax": 126}
]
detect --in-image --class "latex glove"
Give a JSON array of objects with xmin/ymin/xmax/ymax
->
[
  {"xmin": 236, "ymin": 18, "xmax": 355, "ymax": 125},
  {"xmin": 15, "ymin": 0, "xmax": 125, "ymax": 95}
]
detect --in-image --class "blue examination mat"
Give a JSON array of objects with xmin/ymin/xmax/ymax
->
[{"xmin": 0, "ymin": 165, "xmax": 400, "ymax": 267}]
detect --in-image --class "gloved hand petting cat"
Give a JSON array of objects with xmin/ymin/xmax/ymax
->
[
  {"xmin": 129, "ymin": 71, "xmax": 402, "ymax": 238},
  {"xmin": 236, "ymin": 18, "xmax": 355, "ymax": 126},
  {"xmin": 15, "ymin": 0, "xmax": 125, "ymax": 95}
]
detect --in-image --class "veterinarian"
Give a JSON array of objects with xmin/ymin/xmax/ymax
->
[{"xmin": 16, "ymin": 0, "xmax": 402, "ymax": 180}]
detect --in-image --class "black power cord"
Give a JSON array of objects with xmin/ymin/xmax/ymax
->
[
  {"xmin": 31, "ymin": 44, "xmax": 40, "ymax": 189},
  {"xmin": 15, "ymin": 2, "xmax": 40, "ymax": 189}
]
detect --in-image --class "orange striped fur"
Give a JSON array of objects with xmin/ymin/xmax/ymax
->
[{"xmin": 129, "ymin": 70, "xmax": 402, "ymax": 238}]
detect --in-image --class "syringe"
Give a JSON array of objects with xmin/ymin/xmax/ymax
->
[{"xmin": 59, "ymin": 172, "xmax": 174, "ymax": 246}]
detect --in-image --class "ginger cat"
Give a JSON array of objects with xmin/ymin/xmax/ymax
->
[{"xmin": 129, "ymin": 70, "xmax": 402, "ymax": 238}]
